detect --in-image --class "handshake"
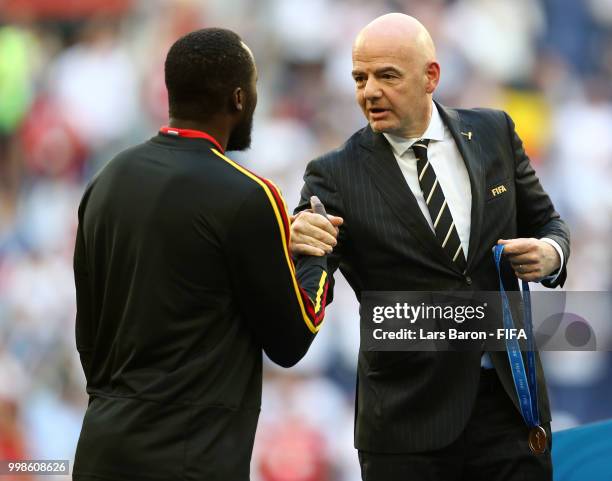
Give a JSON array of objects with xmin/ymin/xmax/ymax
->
[{"xmin": 290, "ymin": 196, "xmax": 344, "ymax": 257}]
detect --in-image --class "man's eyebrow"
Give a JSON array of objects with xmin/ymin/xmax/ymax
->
[
  {"xmin": 351, "ymin": 66, "xmax": 403, "ymax": 77},
  {"xmin": 374, "ymin": 66, "xmax": 402, "ymax": 75}
]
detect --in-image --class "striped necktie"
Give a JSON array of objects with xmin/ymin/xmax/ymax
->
[{"xmin": 412, "ymin": 139, "xmax": 467, "ymax": 272}]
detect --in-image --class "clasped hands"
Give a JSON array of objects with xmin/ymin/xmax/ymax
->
[{"xmin": 290, "ymin": 206, "xmax": 343, "ymax": 256}]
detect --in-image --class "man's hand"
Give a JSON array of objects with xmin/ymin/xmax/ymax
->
[
  {"xmin": 290, "ymin": 209, "xmax": 343, "ymax": 257},
  {"xmin": 497, "ymin": 238, "xmax": 561, "ymax": 282}
]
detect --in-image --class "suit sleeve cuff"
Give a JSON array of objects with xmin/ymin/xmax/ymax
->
[{"xmin": 540, "ymin": 237, "xmax": 564, "ymax": 283}]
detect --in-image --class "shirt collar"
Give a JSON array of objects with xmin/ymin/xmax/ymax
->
[
  {"xmin": 383, "ymin": 102, "xmax": 445, "ymax": 157},
  {"xmin": 159, "ymin": 126, "xmax": 224, "ymax": 153}
]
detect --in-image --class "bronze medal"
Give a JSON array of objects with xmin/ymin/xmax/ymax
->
[{"xmin": 528, "ymin": 425, "xmax": 547, "ymax": 454}]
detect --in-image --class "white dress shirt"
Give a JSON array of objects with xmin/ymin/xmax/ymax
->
[{"xmin": 383, "ymin": 102, "xmax": 564, "ymax": 368}]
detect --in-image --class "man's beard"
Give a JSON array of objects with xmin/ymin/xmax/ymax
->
[{"xmin": 226, "ymin": 111, "xmax": 254, "ymax": 151}]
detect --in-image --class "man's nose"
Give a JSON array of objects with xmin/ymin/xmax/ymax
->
[{"xmin": 363, "ymin": 78, "xmax": 382, "ymax": 100}]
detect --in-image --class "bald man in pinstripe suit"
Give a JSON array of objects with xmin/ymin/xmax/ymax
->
[{"xmin": 291, "ymin": 13, "xmax": 569, "ymax": 481}]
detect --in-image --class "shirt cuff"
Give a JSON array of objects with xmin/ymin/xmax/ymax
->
[
  {"xmin": 540, "ymin": 237, "xmax": 564, "ymax": 283},
  {"xmin": 480, "ymin": 352, "xmax": 494, "ymax": 369}
]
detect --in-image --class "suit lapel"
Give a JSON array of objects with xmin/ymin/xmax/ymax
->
[
  {"xmin": 436, "ymin": 103, "xmax": 485, "ymax": 272},
  {"xmin": 358, "ymin": 127, "xmax": 454, "ymax": 267}
]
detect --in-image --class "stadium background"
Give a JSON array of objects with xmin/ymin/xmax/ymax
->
[{"xmin": 0, "ymin": 0, "xmax": 611, "ymax": 479}]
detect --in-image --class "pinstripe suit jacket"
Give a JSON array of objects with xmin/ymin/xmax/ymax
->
[{"xmin": 295, "ymin": 103, "xmax": 570, "ymax": 453}]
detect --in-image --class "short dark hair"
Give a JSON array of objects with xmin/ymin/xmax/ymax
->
[{"xmin": 165, "ymin": 28, "xmax": 254, "ymax": 120}]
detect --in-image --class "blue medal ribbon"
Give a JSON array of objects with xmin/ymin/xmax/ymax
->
[{"xmin": 493, "ymin": 244, "xmax": 540, "ymax": 429}]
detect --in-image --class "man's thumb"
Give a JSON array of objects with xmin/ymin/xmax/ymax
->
[{"xmin": 328, "ymin": 215, "xmax": 344, "ymax": 226}]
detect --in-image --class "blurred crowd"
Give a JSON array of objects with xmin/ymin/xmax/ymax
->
[{"xmin": 0, "ymin": 0, "xmax": 611, "ymax": 480}]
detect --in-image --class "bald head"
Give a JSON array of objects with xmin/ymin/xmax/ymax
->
[
  {"xmin": 351, "ymin": 14, "xmax": 440, "ymax": 138},
  {"xmin": 354, "ymin": 13, "xmax": 436, "ymax": 66}
]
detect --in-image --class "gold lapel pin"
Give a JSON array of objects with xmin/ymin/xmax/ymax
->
[{"xmin": 461, "ymin": 131, "xmax": 472, "ymax": 141}]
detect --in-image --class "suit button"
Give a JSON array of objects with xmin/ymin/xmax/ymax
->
[{"xmin": 465, "ymin": 276, "xmax": 472, "ymax": 285}]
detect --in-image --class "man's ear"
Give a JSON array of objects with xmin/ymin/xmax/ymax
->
[
  {"xmin": 425, "ymin": 61, "xmax": 440, "ymax": 94},
  {"xmin": 232, "ymin": 87, "xmax": 244, "ymax": 112}
]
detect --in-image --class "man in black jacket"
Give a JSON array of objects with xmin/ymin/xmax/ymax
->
[
  {"xmin": 73, "ymin": 28, "xmax": 339, "ymax": 481},
  {"xmin": 291, "ymin": 14, "xmax": 569, "ymax": 481}
]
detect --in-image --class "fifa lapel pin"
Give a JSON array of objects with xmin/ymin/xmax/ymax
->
[{"xmin": 461, "ymin": 131, "xmax": 472, "ymax": 141}]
